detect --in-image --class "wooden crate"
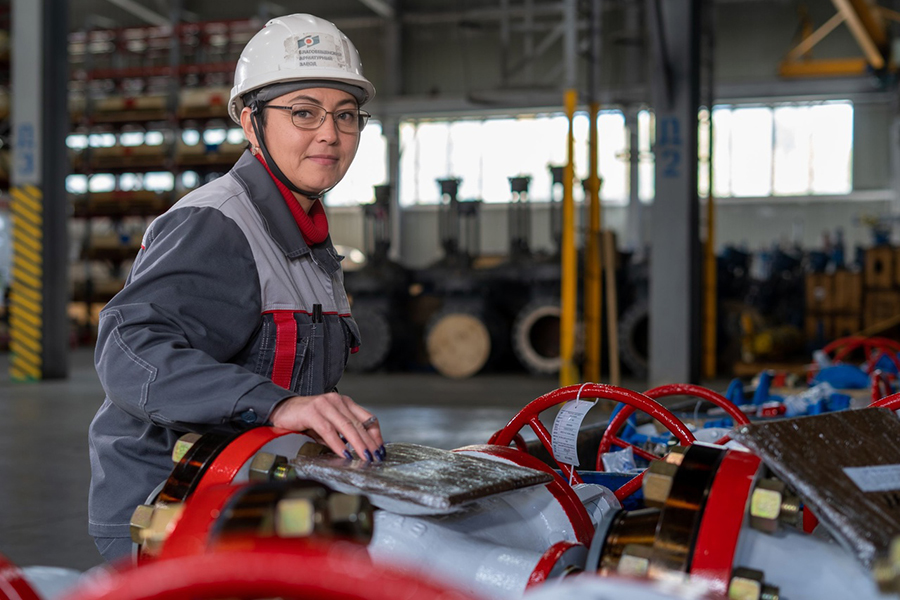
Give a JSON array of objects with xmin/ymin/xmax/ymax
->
[
  {"xmin": 805, "ymin": 273, "xmax": 833, "ymax": 313},
  {"xmin": 833, "ymin": 314, "xmax": 861, "ymax": 338},
  {"xmin": 864, "ymin": 290, "xmax": 900, "ymax": 329},
  {"xmin": 865, "ymin": 246, "xmax": 895, "ymax": 289},
  {"xmin": 805, "ymin": 314, "xmax": 833, "ymax": 342},
  {"xmin": 832, "ymin": 271, "xmax": 862, "ymax": 312}
]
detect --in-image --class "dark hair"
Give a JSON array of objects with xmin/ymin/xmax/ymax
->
[{"xmin": 241, "ymin": 91, "xmax": 268, "ymax": 148}]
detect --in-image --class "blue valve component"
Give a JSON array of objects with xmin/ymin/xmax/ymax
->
[
  {"xmin": 872, "ymin": 353, "xmax": 900, "ymax": 376},
  {"xmin": 812, "ymin": 364, "xmax": 870, "ymax": 389},
  {"xmin": 725, "ymin": 379, "xmax": 746, "ymax": 406}
]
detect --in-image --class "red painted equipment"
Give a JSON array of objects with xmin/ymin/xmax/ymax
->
[
  {"xmin": 0, "ymin": 553, "xmax": 41, "ymax": 600},
  {"xmin": 490, "ymin": 384, "xmax": 694, "ymax": 491},
  {"xmin": 60, "ymin": 539, "xmax": 478, "ymax": 600}
]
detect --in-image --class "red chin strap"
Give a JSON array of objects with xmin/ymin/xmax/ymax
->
[{"xmin": 255, "ymin": 153, "xmax": 329, "ymax": 246}]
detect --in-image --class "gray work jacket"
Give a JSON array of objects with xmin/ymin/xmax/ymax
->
[{"xmin": 88, "ymin": 151, "xmax": 360, "ymax": 538}]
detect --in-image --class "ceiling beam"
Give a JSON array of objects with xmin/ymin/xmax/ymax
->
[
  {"xmin": 357, "ymin": 0, "xmax": 395, "ymax": 19},
  {"xmin": 831, "ymin": 0, "xmax": 888, "ymax": 69},
  {"xmin": 104, "ymin": 0, "xmax": 169, "ymax": 27}
]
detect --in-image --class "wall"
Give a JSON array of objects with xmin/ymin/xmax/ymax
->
[{"xmin": 359, "ymin": 0, "xmax": 899, "ymax": 269}]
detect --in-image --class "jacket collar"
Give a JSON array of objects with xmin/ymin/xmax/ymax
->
[{"xmin": 231, "ymin": 150, "xmax": 341, "ymax": 275}]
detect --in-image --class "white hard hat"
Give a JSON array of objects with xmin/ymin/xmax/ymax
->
[{"xmin": 229, "ymin": 14, "xmax": 376, "ymax": 123}]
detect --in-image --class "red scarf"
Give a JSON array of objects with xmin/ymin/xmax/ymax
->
[{"xmin": 254, "ymin": 153, "xmax": 329, "ymax": 246}]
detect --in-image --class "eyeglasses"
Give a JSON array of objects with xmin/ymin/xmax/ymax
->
[{"xmin": 265, "ymin": 103, "xmax": 370, "ymax": 134}]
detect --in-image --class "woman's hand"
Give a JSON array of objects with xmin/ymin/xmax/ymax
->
[{"xmin": 269, "ymin": 392, "xmax": 385, "ymax": 461}]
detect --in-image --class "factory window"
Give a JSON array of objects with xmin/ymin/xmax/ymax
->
[
  {"xmin": 182, "ymin": 129, "xmax": 201, "ymax": 145},
  {"xmin": 203, "ymin": 129, "xmax": 227, "ymax": 146},
  {"xmin": 707, "ymin": 100, "xmax": 853, "ymax": 198},
  {"xmin": 399, "ymin": 111, "xmax": 630, "ymax": 205},
  {"xmin": 226, "ymin": 128, "xmax": 245, "ymax": 145},
  {"xmin": 88, "ymin": 174, "xmax": 116, "ymax": 193},
  {"xmin": 325, "ymin": 121, "xmax": 387, "ymax": 206},
  {"xmin": 120, "ymin": 131, "xmax": 144, "ymax": 147},
  {"xmin": 66, "ymin": 174, "xmax": 88, "ymax": 194}
]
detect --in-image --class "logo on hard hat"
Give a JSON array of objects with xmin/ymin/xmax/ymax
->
[{"xmin": 302, "ymin": 35, "xmax": 320, "ymax": 47}]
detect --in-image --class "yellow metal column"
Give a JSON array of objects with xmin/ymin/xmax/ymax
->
[
  {"xmin": 560, "ymin": 89, "xmax": 580, "ymax": 386},
  {"xmin": 9, "ymin": 184, "xmax": 44, "ymax": 381},
  {"xmin": 703, "ymin": 193, "xmax": 717, "ymax": 379},
  {"xmin": 584, "ymin": 103, "xmax": 602, "ymax": 383}
]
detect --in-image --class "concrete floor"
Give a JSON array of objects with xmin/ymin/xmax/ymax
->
[{"xmin": 0, "ymin": 348, "xmax": 630, "ymax": 573}]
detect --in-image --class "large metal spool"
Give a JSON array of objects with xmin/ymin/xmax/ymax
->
[
  {"xmin": 511, "ymin": 299, "xmax": 563, "ymax": 374},
  {"xmin": 345, "ymin": 302, "xmax": 393, "ymax": 373},
  {"xmin": 425, "ymin": 303, "xmax": 508, "ymax": 379}
]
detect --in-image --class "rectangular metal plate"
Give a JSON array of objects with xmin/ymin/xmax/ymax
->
[
  {"xmin": 734, "ymin": 408, "xmax": 900, "ymax": 567},
  {"xmin": 290, "ymin": 443, "xmax": 552, "ymax": 515}
]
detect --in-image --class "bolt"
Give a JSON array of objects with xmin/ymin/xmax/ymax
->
[
  {"xmin": 130, "ymin": 504, "xmax": 155, "ymax": 544},
  {"xmin": 874, "ymin": 536, "xmax": 900, "ymax": 593},
  {"xmin": 664, "ymin": 446, "xmax": 689, "ymax": 466},
  {"xmin": 777, "ymin": 492, "xmax": 801, "ymax": 528},
  {"xmin": 327, "ymin": 493, "xmax": 374, "ymax": 542},
  {"xmin": 296, "ymin": 442, "xmax": 331, "ymax": 458},
  {"xmin": 643, "ymin": 460, "xmax": 678, "ymax": 508},
  {"xmin": 617, "ymin": 544, "xmax": 654, "ymax": 578},
  {"xmin": 750, "ymin": 478, "xmax": 798, "ymax": 533},
  {"xmin": 171, "ymin": 432, "xmax": 202, "ymax": 464},
  {"xmin": 275, "ymin": 496, "xmax": 316, "ymax": 538},
  {"xmin": 729, "ymin": 567, "xmax": 765, "ymax": 600},
  {"xmin": 129, "ymin": 503, "xmax": 184, "ymax": 556},
  {"xmin": 249, "ymin": 452, "xmax": 295, "ymax": 482}
]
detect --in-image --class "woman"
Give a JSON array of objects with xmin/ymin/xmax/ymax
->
[{"xmin": 88, "ymin": 14, "xmax": 384, "ymax": 563}]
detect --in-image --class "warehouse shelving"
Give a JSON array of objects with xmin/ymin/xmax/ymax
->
[{"xmin": 66, "ymin": 19, "xmax": 255, "ymax": 342}]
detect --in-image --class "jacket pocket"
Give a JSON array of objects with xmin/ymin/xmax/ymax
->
[{"xmin": 293, "ymin": 323, "xmax": 321, "ymax": 396}]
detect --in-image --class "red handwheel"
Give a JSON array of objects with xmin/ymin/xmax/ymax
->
[
  {"xmin": 870, "ymin": 390, "xmax": 900, "ymax": 410},
  {"xmin": 0, "ymin": 553, "xmax": 42, "ymax": 600},
  {"xmin": 61, "ymin": 538, "xmax": 479, "ymax": 600},
  {"xmin": 818, "ymin": 336, "xmax": 900, "ymax": 377},
  {"xmin": 595, "ymin": 384, "xmax": 750, "ymax": 472},
  {"xmin": 489, "ymin": 384, "xmax": 694, "ymax": 488}
]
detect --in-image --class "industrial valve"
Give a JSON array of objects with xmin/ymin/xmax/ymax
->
[
  {"xmin": 130, "ymin": 478, "xmax": 374, "ymax": 560},
  {"xmin": 580, "ymin": 406, "xmax": 900, "ymax": 600},
  {"xmin": 45, "ymin": 382, "xmax": 900, "ymax": 600},
  {"xmin": 0, "ymin": 552, "xmax": 81, "ymax": 600},
  {"xmin": 59, "ymin": 538, "xmax": 480, "ymax": 600},
  {"xmin": 126, "ymin": 422, "xmax": 620, "ymax": 599}
]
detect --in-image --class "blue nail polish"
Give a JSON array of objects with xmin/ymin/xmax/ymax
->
[
  {"xmin": 380, "ymin": 444, "xmax": 386, "ymax": 455},
  {"xmin": 364, "ymin": 449, "xmax": 374, "ymax": 462},
  {"xmin": 343, "ymin": 450, "xmax": 353, "ymax": 460}
]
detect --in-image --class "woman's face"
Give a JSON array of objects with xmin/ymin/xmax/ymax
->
[{"xmin": 245, "ymin": 87, "xmax": 360, "ymax": 197}]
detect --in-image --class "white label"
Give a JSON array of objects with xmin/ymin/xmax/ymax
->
[
  {"xmin": 843, "ymin": 464, "xmax": 900, "ymax": 492},
  {"xmin": 551, "ymin": 400, "xmax": 595, "ymax": 466}
]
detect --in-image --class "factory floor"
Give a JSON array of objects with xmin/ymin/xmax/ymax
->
[{"xmin": 0, "ymin": 347, "xmax": 645, "ymax": 573}]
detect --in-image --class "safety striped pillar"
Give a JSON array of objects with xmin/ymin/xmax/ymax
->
[
  {"xmin": 9, "ymin": 0, "xmax": 69, "ymax": 381},
  {"xmin": 9, "ymin": 185, "xmax": 44, "ymax": 380}
]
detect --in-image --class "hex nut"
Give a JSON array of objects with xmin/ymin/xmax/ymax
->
[
  {"xmin": 297, "ymin": 442, "xmax": 332, "ymax": 458},
  {"xmin": 249, "ymin": 452, "xmax": 291, "ymax": 482},
  {"xmin": 617, "ymin": 544, "xmax": 653, "ymax": 578},
  {"xmin": 130, "ymin": 504, "xmax": 155, "ymax": 544},
  {"xmin": 327, "ymin": 493, "xmax": 374, "ymax": 541},
  {"xmin": 171, "ymin": 432, "xmax": 202, "ymax": 464},
  {"xmin": 750, "ymin": 478, "xmax": 791, "ymax": 533},
  {"xmin": 130, "ymin": 503, "xmax": 184, "ymax": 556},
  {"xmin": 874, "ymin": 536, "xmax": 900, "ymax": 592},
  {"xmin": 275, "ymin": 497, "xmax": 315, "ymax": 538},
  {"xmin": 643, "ymin": 460, "xmax": 679, "ymax": 508},
  {"xmin": 729, "ymin": 567, "xmax": 765, "ymax": 600},
  {"xmin": 664, "ymin": 445, "xmax": 689, "ymax": 466}
]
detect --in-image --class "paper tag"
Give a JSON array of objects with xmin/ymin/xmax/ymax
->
[
  {"xmin": 551, "ymin": 400, "xmax": 595, "ymax": 466},
  {"xmin": 844, "ymin": 464, "xmax": 900, "ymax": 492}
]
